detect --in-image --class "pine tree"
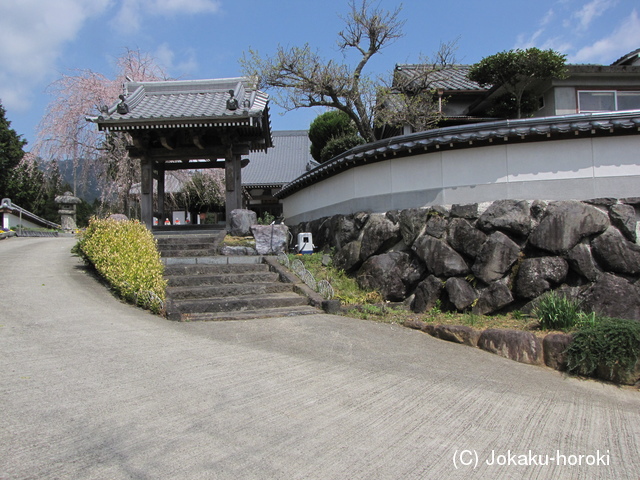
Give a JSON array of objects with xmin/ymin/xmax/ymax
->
[{"xmin": 0, "ymin": 102, "xmax": 27, "ymax": 198}]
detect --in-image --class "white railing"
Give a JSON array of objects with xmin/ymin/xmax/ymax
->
[{"xmin": 278, "ymin": 253, "xmax": 335, "ymax": 300}]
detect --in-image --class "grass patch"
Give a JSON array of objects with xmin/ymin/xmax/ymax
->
[
  {"xmin": 532, "ymin": 291, "xmax": 584, "ymax": 331},
  {"xmin": 223, "ymin": 235, "xmax": 256, "ymax": 247},
  {"xmin": 288, "ymin": 253, "xmax": 382, "ymax": 305}
]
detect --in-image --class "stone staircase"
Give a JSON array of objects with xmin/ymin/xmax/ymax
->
[{"xmin": 156, "ymin": 231, "xmax": 320, "ymax": 321}]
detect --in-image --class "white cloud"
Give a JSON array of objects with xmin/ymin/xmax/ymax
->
[
  {"xmin": 0, "ymin": 0, "xmax": 110, "ymax": 111},
  {"xmin": 154, "ymin": 43, "xmax": 199, "ymax": 77},
  {"xmin": 111, "ymin": 0, "xmax": 220, "ymax": 33},
  {"xmin": 572, "ymin": 0, "xmax": 617, "ymax": 31},
  {"xmin": 569, "ymin": 9, "xmax": 640, "ymax": 63},
  {"xmin": 153, "ymin": 0, "xmax": 221, "ymax": 15}
]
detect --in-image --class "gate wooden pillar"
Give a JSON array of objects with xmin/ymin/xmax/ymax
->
[
  {"xmin": 224, "ymin": 144, "xmax": 250, "ymax": 229},
  {"xmin": 140, "ymin": 157, "xmax": 154, "ymax": 230},
  {"xmin": 156, "ymin": 163, "xmax": 166, "ymax": 223}
]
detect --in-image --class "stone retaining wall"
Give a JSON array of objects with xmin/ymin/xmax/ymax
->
[
  {"xmin": 290, "ymin": 198, "xmax": 640, "ymax": 321},
  {"xmin": 403, "ymin": 320, "xmax": 640, "ymax": 385}
]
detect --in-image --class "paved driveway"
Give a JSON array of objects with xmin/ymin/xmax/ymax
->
[{"xmin": 1, "ymin": 237, "xmax": 639, "ymax": 479}]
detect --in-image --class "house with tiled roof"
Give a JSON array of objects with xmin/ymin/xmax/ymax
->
[
  {"xmin": 243, "ymin": 130, "xmax": 318, "ymax": 220},
  {"xmin": 383, "ymin": 48, "xmax": 640, "ymax": 138}
]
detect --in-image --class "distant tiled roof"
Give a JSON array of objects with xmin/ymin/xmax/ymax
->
[
  {"xmin": 394, "ymin": 64, "xmax": 489, "ymax": 91},
  {"xmin": 242, "ymin": 131, "xmax": 318, "ymax": 187},
  {"xmin": 89, "ymin": 77, "xmax": 269, "ymax": 131}
]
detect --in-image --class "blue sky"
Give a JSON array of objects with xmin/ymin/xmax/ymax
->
[{"xmin": 1, "ymin": 0, "xmax": 639, "ymax": 150}]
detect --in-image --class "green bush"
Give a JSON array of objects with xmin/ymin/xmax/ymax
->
[
  {"xmin": 308, "ymin": 110, "xmax": 363, "ymax": 162},
  {"xmin": 320, "ymin": 134, "xmax": 365, "ymax": 162},
  {"xmin": 73, "ymin": 218, "xmax": 166, "ymax": 314},
  {"xmin": 566, "ymin": 317, "xmax": 640, "ymax": 378},
  {"xmin": 532, "ymin": 291, "xmax": 583, "ymax": 331},
  {"xmin": 257, "ymin": 211, "xmax": 276, "ymax": 225}
]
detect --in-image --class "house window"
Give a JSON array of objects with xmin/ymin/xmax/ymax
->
[
  {"xmin": 578, "ymin": 90, "xmax": 640, "ymax": 112},
  {"xmin": 617, "ymin": 91, "xmax": 640, "ymax": 110}
]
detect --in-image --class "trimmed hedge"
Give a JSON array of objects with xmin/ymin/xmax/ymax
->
[{"xmin": 74, "ymin": 218, "xmax": 166, "ymax": 314}]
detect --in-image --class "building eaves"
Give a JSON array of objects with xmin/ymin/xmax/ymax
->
[
  {"xmin": 88, "ymin": 77, "xmax": 269, "ymax": 131},
  {"xmin": 566, "ymin": 64, "xmax": 640, "ymax": 75},
  {"xmin": 277, "ymin": 110, "xmax": 640, "ymax": 199}
]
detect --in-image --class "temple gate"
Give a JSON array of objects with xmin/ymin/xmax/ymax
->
[{"xmin": 89, "ymin": 77, "xmax": 272, "ymax": 230}]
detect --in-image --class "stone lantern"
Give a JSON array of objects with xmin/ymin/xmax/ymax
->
[{"xmin": 55, "ymin": 191, "xmax": 81, "ymax": 232}]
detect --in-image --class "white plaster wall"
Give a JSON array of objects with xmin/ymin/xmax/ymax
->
[
  {"xmin": 283, "ymin": 134, "xmax": 640, "ymax": 224},
  {"xmin": 2, "ymin": 212, "xmax": 49, "ymax": 230}
]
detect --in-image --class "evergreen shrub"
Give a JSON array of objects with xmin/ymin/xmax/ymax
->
[
  {"xmin": 566, "ymin": 317, "xmax": 640, "ymax": 379},
  {"xmin": 73, "ymin": 218, "xmax": 166, "ymax": 313}
]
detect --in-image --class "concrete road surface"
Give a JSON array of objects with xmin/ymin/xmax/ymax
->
[{"xmin": 1, "ymin": 237, "xmax": 639, "ymax": 479}]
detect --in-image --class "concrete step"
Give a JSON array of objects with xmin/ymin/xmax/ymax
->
[
  {"xmin": 162, "ymin": 252, "xmax": 320, "ymax": 322},
  {"xmin": 166, "ymin": 282, "xmax": 293, "ymax": 299},
  {"xmin": 179, "ymin": 305, "xmax": 320, "ymax": 322},
  {"xmin": 170, "ymin": 292, "xmax": 310, "ymax": 315},
  {"xmin": 165, "ymin": 271, "xmax": 279, "ymax": 287},
  {"xmin": 164, "ymin": 262, "xmax": 268, "ymax": 276},
  {"xmin": 162, "ymin": 255, "xmax": 264, "ymax": 266},
  {"xmin": 160, "ymin": 248, "xmax": 220, "ymax": 258},
  {"xmin": 159, "ymin": 241, "xmax": 219, "ymax": 250}
]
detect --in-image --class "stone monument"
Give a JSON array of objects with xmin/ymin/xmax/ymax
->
[{"xmin": 55, "ymin": 191, "xmax": 81, "ymax": 232}]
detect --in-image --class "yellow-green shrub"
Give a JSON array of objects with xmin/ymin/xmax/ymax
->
[{"xmin": 74, "ymin": 218, "xmax": 166, "ymax": 314}]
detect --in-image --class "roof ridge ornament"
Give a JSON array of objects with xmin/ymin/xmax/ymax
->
[
  {"xmin": 227, "ymin": 89, "xmax": 239, "ymax": 111},
  {"xmin": 116, "ymin": 94, "xmax": 129, "ymax": 115}
]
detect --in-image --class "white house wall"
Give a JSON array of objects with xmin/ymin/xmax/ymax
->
[{"xmin": 283, "ymin": 135, "xmax": 640, "ymax": 224}]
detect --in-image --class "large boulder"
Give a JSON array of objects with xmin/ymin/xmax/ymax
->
[
  {"xmin": 578, "ymin": 273, "xmax": 640, "ymax": 320},
  {"xmin": 356, "ymin": 252, "xmax": 425, "ymax": 301},
  {"xmin": 478, "ymin": 329, "xmax": 544, "ymax": 365},
  {"xmin": 333, "ymin": 240, "xmax": 362, "ymax": 273},
  {"xmin": 472, "ymin": 281, "xmax": 514, "ymax": 315},
  {"xmin": 399, "ymin": 208, "xmax": 430, "ymax": 246},
  {"xmin": 424, "ymin": 214, "xmax": 448, "ymax": 239},
  {"xmin": 609, "ymin": 204, "xmax": 637, "ymax": 242},
  {"xmin": 329, "ymin": 214, "xmax": 360, "ymax": 251},
  {"xmin": 309, "ymin": 216, "xmax": 333, "ymax": 249},
  {"xmin": 514, "ymin": 257, "xmax": 569, "ymax": 299},
  {"xmin": 477, "ymin": 199, "xmax": 532, "ymax": 237},
  {"xmin": 359, "ymin": 214, "xmax": 401, "ymax": 261},
  {"xmin": 411, "ymin": 275, "xmax": 443, "ymax": 313},
  {"xmin": 471, "ymin": 231, "xmax": 521, "ymax": 284},
  {"xmin": 107, "ymin": 213, "xmax": 128, "ymax": 222},
  {"xmin": 427, "ymin": 324, "xmax": 481, "ymax": 347},
  {"xmin": 529, "ymin": 201, "xmax": 609, "ymax": 254},
  {"xmin": 591, "ymin": 227, "xmax": 640, "ymax": 275},
  {"xmin": 448, "ymin": 218, "xmax": 487, "ymax": 259},
  {"xmin": 450, "ymin": 203, "xmax": 478, "ymax": 219},
  {"xmin": 251, "ymin": 224, "xmax": 289, "ymax": 255},
  {"xmin": 543, "ymin": 333, "xmax": 573, "ymax": 371},
  {"xmin": 445, "ymin": 277, "xmax": 477, "ymax": 311},
  {"xmin": 228, "ymin": 209, "xmax": 257, "ymax": 237},
  {"xmin": 412, "ymin": 235, "xmax": 469, "ymax": 277},
  {"xmin": 566, "ymin": 242, "xmax": 601, "ymax": 281}
]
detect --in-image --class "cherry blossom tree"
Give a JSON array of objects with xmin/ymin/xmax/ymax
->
[{"xmin": 34, "ymin": 48, "xmax": 169, "ymax": 215}]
